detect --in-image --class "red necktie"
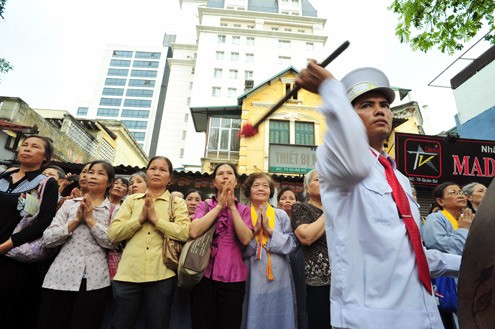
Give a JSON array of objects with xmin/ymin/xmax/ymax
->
[{"xmin": 378, "ymin": 155, "xmax": 432, "ymax": 295}]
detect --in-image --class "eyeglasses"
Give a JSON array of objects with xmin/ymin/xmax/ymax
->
[{"xmin": 445, "ymin": 190, "xmax": 464, "ymax": 196}]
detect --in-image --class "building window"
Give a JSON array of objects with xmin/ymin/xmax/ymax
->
[
  {"xmin": 216, "ymin": 51, "xmax": 225, "ymax": 60},
  {"xmin": 184, "ymin": 113, "xmax": 189, "ymax": 122},
  {"xmin": 284, "ymin": 28, "xmax": 292, "ymax": 32},
  {"xmin": 231, "ymin": 52, "xmax": 239, "ymax": 61},
  {"xmin": 217, "ymin": 35, "xmax": 226, "ymax": 43},
  {"xmin": 135, "ymin": 51, "xmax": 161, "ymax": 59},
  {"xmin": 269, "ymin": 120, "xmax": 290, "ymax": 144},
  {"xmin": 189, "ymin": 82, "xmax": 193, "ymax": 90},
  {"xmin": 246, "ymin": 37, "xmax": 254, "ymax": 45},
  {"xmin": 220, "ymin": 23, "xmax": 228, "ymax": 27},
  {"xmin": 108, "ymin": 68, "xmax": 129, "ymax": 76},
  {"xmin": 126, "ymin": 89, "xmax": 154, "ymax": 97},
  {"xmin": 207, "ymin": 117, "xmax": 241, "ymax": 160},
  {"xmin": 131, "ymin": 132, "xmax": 146, "ymax": 141},
  {"xmin": 102, "ymin": 88, "xmax": 125, "ymax": 96},
  {"xmin": 247, "ymin": 25, "xmax": 255, "ymax": 29},
  {"xmin": 122, "ymin": 109, "xmax": 150, "ymax": 118},
  {"xmin": 182, "ymin": 130, "xmax": 187, "ymax": 140},
  {"xmin": 278, "ymin": 56, "xmax": 291, "ymax": 65},
  {"xmin": 191, "ymin": 67, "xmax": 195, "ymax": 74},
  {"xmin": 233, "ymin": 24, "xmax": 241, "ymax": 28},
  {"xmin": 180, "ymin": 148, "xmax": 184, "ymax": 158},
  {"xmin": 295, "ymin": 122, "xmax": 315, "ymax": 145},
  {"xmin": 229, "ymin": 69, "xmax": 238, "ymax": 79},
  {"xmin": 77, "ymin": 107, "xmax": 88, "ymax": 116},
  {"xmin": 245, "ymin": 70, "xmax": 253, "ymax": 79},
  {"xmin": 271, "ymin": 27, "xmax": 279, "ymax": 31},
  {"xmin": 112, "ymin": 50, "xmax": 133, "ymax": 58},
  {"xmin": 186, "ymin": 97, "xmax": 191, "ymax": 106},
  {"xmin": 129, "ymin": 79, "xmax": 155, "ymax": 87},
  {"xmin": 245, "ymin": 53, "xmax": 254, "ymax": 62},
  {"xmin": 232, "ymin": 36, "xmax": 240, "ymax": 44},
  {"xmin": 110, "ymin": 59, "xmax": 131, "ymax": 67},
  {"xmin": 279, "ymin": 40, "xmax": 291, "ymax": 48},
  {"xmin": 123, "ymin": 99, "xmax": 151, "ymax": 108},
  {"xmin": 214, "ymin": 68, "xmax": 223, "ymax": 78},
  {"xmin": 298, "ymin": 29, "xmax": 305, "ymax": 33},
  {"xmin": 130, "ymin": 70, "xmax": 157, "ymax": 78},
  {"xmin": 97, "ymin": 108, "xmax": 119, "ymax": 117},
  {"xmin": 105, "ymin": 78, "xmax": 127, "ymax": 86},
  {"xmin": 228, "ymin": 88, "xmax": 237, "ymax": 98},
  {"xmin": 133, "ymin": 60, "xmax": 159, "ymax": 68},
  {"xmin": 306, "ymin": 42, "xmax": 314, "ymax": 51},
  {"xmin": 212, "ymin": 87, "xmax": 221, "ymax": 97},
  {"xmin": 99, "ymin": 98, "xmax": 122, "ymax": 106},
  {"xmin": 122, "ymin": 120, "xmax": 148, "ymax": 129}
]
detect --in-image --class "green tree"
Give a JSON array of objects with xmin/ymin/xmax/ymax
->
[
  {"xmin": 1, "ymin": 0, "xmax": 13, "ymax": 81},
  {"xmin": 389, "ymin": 0, "xmax": 495, "ymax": 54}
]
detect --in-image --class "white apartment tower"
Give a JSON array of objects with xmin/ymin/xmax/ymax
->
[
  {"xmin": 156, "ymin": 0, "xmax": 327, "ymax": 169},
  {"xmin": 77, "ymin": 35, "xmax": 175, "ymax": 155}
]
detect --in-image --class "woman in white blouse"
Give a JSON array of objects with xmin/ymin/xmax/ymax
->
[{"xmin": 37, "ymin": 160, "xmax": 116, "ymax": 329}]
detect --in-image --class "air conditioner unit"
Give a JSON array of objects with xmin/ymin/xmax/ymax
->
[{"xmin": 245, "ymin": 80, "xmax": 254, "ymax": 89}]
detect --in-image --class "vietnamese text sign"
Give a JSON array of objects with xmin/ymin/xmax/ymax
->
[
  {"xmin": 269, "ymin": 144, "xmax": 317, "ymax": 174},
  {"xmin": 395, "ymin": 132, "xmax": 495, "ymax": 186}
]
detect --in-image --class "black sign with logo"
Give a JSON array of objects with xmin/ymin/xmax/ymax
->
[{"xmin": 395, "ymin": 132, "xmax": 495, "ymax": 187}]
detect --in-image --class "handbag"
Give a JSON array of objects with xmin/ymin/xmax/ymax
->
[
  {"xmin": 6, "ymin": 177, "xmax": 55, "ymax": 263},
  {"xmin": 178, "ymin": 201, "xmax": 217, "ymax": 289},
  {"xmin": 432, "ymin": 275, "xmax": 458, "ymax": 313},
  {"xmin": 107, "ymin": 204, "xmax": 123, "ymax": 280},
  {"xmin": 163, "ymin": 193, "xmax": 184, "ymax": 271}
]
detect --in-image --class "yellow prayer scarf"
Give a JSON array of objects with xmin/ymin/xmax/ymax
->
[
  {"xmin": 251, "ymin": 203, "xmax": 275, "ymax": 244},
  {"xmin": 441, "ymin": 210, "xmax": 459, "ymax": 231},
  {"xmin": 251, "ymin": 203, "xmax": 275, "ymax": 280}
]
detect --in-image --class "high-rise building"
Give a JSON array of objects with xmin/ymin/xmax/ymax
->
[
  {"xmin": 77, "ymin": 34, "xmax": 176, "ymax": 155},
  {"xmin": 155, "ymin": 0, "xmax": 327, "ymax": 170}
]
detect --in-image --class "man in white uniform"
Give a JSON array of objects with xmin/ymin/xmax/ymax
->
[{"xmin": 295, "ymin": 62, "xmax": 461, "ymax": 329}]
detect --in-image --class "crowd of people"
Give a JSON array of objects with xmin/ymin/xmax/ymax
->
[{"xmin": 0, "ymin": 63, "xmax": 490, "ymax": 329}]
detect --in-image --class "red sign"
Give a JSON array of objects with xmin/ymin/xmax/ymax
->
[{"xmin": 395, "ymin": 132, "xmax": 495, "ymax": 186}]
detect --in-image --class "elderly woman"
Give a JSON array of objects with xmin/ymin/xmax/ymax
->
[
  {"xmin": 423, "ymin": 182, "xmax": 474, "ymax": 255},
  {"xmin": 129, "ymin": 171, "xmax": 147, "ymax": 195},
  {"xmin": 38, "ymin": 160, "xmax": 116, "ymax": 329},
  {"xmin": 0, "ymin": 135, "xmax": 58, "ymax": 329},
  {"xmin": 108, "ymin": 177, "xmax": 129, "ymax": 206},
  {"xmin": 241, "ymin": 173, "xmax": 298, "ymax": 329},
  {"xmin": 461, "ymin": 182, "xmax": 487, "ymax": 213},
  {"xmin": 189, "ymin": 163, "xmax": 253, "ymax": 329},
  {"xmin": 277, "ymin": 187, "xmax": 299, "ymax": 218},
  {"xmin": 290, "ymin": 169, "xmax": 331, "ymax": 329},
  {"xmin": 108, "ymin": 156, "xmax": 190, "ymax": 329}
]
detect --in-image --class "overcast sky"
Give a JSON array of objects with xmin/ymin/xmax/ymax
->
[{"xmin": 0, "ymin": 0, "xmax": 491, "ymax": 134}]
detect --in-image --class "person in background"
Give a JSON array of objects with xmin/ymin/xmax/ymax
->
[
  {"xmin": 57, "ymin": 163, "xmax": 91, "ymax": 210},
  {"xmin": 38, "ymin": 160, "xmax": 116, "ymax": 329},
  {"xmin": 43, "ymin": 164, "xmax": 72, "ymax": 199},
  {"xmin": 129, "ymin": 171, "xmax": 147, "ymax": 195},
  {"xmin": 461, "ymin": 182, "xmax": 487, "ymax": 213},
  {"xmin": 108, "ymin": 177, "xmax": 129, "ymax": 206},
  {"xmin": 295, "ymin": 63, "xmax": 461, "ymax": 328},
  {"xmin": 241, "ymin": 172, "xmax": 298, "ymax": 329},
  {"xmin": 0, "ymin": 135, "xmax": 59, "ymax": 329},
  {"xmin": 108, "ymin": 156, "xmax": 190, "ymax": 329},
  {"xmin": 277, "ymin": 187, "xmax": 299, "ymax": 218},
  {"xmin": 290, "ymin": 169, "xmax": 330, "ymax": 329},
  {"xmin": 170, "ymin": 190, "xmax": 184, "ymax": 199},
  {"xmin": 184, "ymin": 188, "xmax": 203, "ymax": 219},
  {"xmin": 277, "ymin": 187, "xmax": 308, "ymax": 329},
  {"xmin": 170, "ymin": 188, "xmax": 204, "ymax": 329},
  {"xmin": 188, "ymin": 163, "xmax": 253, "ymax": 329},
  {"xmin": 422, "ymin": 182, "xmax": 473, "ymax": 329}
]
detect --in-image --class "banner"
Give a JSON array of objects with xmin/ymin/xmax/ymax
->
[{"xmin": 394, "ymin": 132, "xmax": 495, "ymax": 187}]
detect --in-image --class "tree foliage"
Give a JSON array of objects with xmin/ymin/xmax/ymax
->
[
  {"xmin": 0, "ymin": 0, "xmax": 12, "ymax": 81},
  {"xmin": 389, "ymin": 0, "xmax": 495, "ymax": 54}
]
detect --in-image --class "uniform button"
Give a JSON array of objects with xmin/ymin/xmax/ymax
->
[
  {"xmin": 148, "ymin": 232, "xmax": 151, "ymax": 235},
  {"xmin": 147, "ymin": 247, "xmax": 149, "ymax": 250}
]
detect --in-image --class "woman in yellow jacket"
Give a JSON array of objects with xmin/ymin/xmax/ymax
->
[{"xmin": 108, "ymin": 156, "xmax": 190, "ymax": 329}]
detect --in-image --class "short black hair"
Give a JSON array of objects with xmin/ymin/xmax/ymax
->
[{"xmin": 23, "ymin": 135, "xmax": 54, "ymax": 164}]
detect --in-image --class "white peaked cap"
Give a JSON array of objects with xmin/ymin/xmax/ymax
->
[{"xmin": 341, "ymin": 67, "xmax": 396, "ymax": 104}]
